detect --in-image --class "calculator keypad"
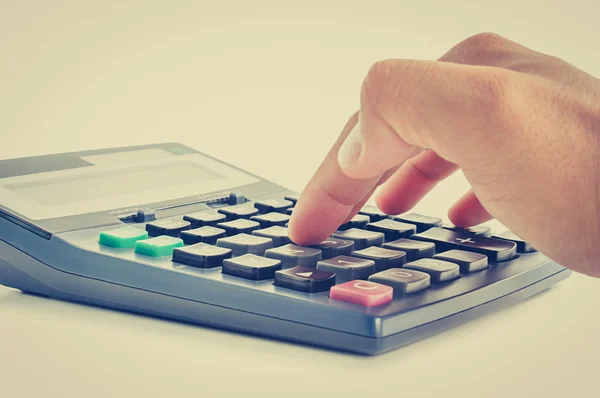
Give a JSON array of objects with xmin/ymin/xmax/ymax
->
[{"xmin": 98, "ymin": 198, "xmax": 534, "ymax": 308}]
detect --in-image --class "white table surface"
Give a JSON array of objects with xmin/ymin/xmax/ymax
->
[{"xmin": 1, "ymin": 1, "xmax": 599, "ymax": 397}]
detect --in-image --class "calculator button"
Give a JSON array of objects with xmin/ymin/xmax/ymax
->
[
  {"xmin": 254, "ymin": 199, "xmax": 293, "ymax": 214},
  {"xmin": 180, "ymin": 226, "xmax": 227, "ymax": 245},
  {"xmin": 382, "ymin": 238, "xmax": 435, "ymax": 261},
  {"xmin": 434, "ymin": 250, "xmax": 489, "ymax": 273},
  {"xmin": 403, "ymin": 258, "xmax": 460, "ymax": 283},
  {"xmin": 145, "ymin": 219, "xmax": 191, "ymax": 237},
  {"xmin": 252, "ymin": 226, "xmax": 292, "ymax": 247},
  {"xmin": 99, "ymin": 227, "xmax": 148, "ymax": 248},
  {"xmin": 358, "ymin": 205, "xmax": 388, "ymax": 222},
  {"xmin": 309, "ymin": 238, "xmax": 355, "ymax": 259},
  {"xmin": 216, "ymin": 233, "xmax": 274, "ymax": 256},
  {"xmin": 274, "ymin": 266, "xmax": 336, "ymax": 293},
  {"xmin": 183, "ymin": 211, "xmax": 226, "ymax": 228},
  {"xmin": 222, "ymin": 254, "xmax": 282, "ymax": 280},
  {"xmin": 172, "ymin": 243, "xmax": 232, "ymax": 268},
  {"xmin": 286, "ymin": 208, "xmax": 294, "ymax": 215},
  {"xmin": 392, "ymin": 213, "xmax": 442, "ymax": 232},
  {"xmin": 330, "ymin": 280, "xmax": 393, "ymax": 307},
  {"xmin": 217, "ymin": 219, "xmax": 260, "ymax": 236},
  {"xmin": 218, "ymin": 205, "xmax": 259, "ymax": 221},
  {"xmin": 332, "ymin": 228, "xmax": 384, "ymax": 250},
  {"xmin": 316, "ymin": 256, "xmax": 376, "ymax": 283},
  {"xmin": 493, "ymin": 231, "xmax": 536, "ymax": 253},
  {"xmin": 366, "ymin": 219, "xmax": 416, "ymax": 240},
  {"xmin": 250, "ymin": 212, "xmax": 291, "ymax": 228},
  {"xmin": 351, "ymin": 246, "xmax": 407, "ymax": 272},
  {"xmin": 338, "ymin": 214, "xmax": 370, "ymax": 230},
  {"xmin": 135, "ymin": 236, "xmax": 184, "ymax": 257},
  {"xmin": 368, "ymin": 268, "xmax": 431, "ymax": 295},
  {"xmin": 412, "ymin": 227, "xmax": 517, "ymax": 262},
  {"xmin": 265, "ymin": 244, "xmax": 322, "ymax": 269},
  {"xmin": 284, "ymin": 193, "xmax": 299, "ymax": 204},
  {"xmin": 443, "ymin": 224, "xmax": 492, "ymax": 237}
]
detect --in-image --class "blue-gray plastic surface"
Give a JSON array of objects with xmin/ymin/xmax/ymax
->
[{"xmin": 0, "ymin": 143, "xmax": 572, "ymax": 355}]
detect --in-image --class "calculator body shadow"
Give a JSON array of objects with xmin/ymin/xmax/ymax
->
[{"xmin": 0, "ymin": 143, "xmax": 571, "ymax": 355}]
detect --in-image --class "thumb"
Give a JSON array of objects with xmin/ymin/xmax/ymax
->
[{"xmin": 337, "ymin": 59, "xmax": 521, "ymax": 179}]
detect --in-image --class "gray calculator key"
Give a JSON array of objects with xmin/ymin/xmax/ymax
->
[
  {"xmin": 404, "ymin": 258, "xmax": 460, "ymax": 283},
  {"xmin": 183, "ymin": 211, "xmax": 227, "ymax": 228},
  {"xmin": 358, "ymin": 205, "xmax": 388, "ymax": 222},
  {"xmin": 443, "ymin": 224, "xmax": 492, "ymax": 237},
  {"xmin": 172, "ymin": 243, "xmax": 232, "ymax": 268},
  {"xmin": 316, "ymin": 255, "xmax": 375, "ymax": 283},
  {"xmin": 218, "ymin": 205, "xmax": 259, "ymax": 221},
  {"xmin": 368, "ymin": 268, "xmax": 431, "ymax": 295},
  {"xmin": 222, "ymin": 254, "xmax": 282, "ymax": 280},
  {"xmin": 366, "ymin": 219, "xmax": 416, "ymax": 241},
  {"xmin": 332, "ymin": 228, "xmax": 384, "ymax": 250},
  {"xmin": 145, "ymin": 219, "xmax": 191, "ymax": 237},
  {"xmin": 217, "ymin": 219, "xmax": 260, "ymax": 236},
  {"xmin": 309, "ymin": 238, "xmax": 355, "ymax": 259},
  {"xmin": 338, "ymin": 214, "xmax": 370, "ymax": 230},
  {"xmin": 351, "ymin": 246, "xmax": 407, "ymax": 272},
  {"xmin": 383, "ymin": 238, "xmax": 435, "ymax": 261},
  {"xmin": 250, "ymin": 212, "xmax": 290, "ymax": 228},
  {"xmin": 265, "ymin": 244, "xmax": 322, "ymax": 269},
  {"xmin": 254, "ymin": 199, "xmax": 293, "ymax": 214},
  {"xmin": 216, "ymin": 234, "xmax": 274, "ymax": 256},
  {"xmin": 434, "ymin": 250, "xmax": 489, "ymax": 273},
  {"xmin": 493, "ymin": 230, "xmax": 536, "ymax": 253},
  {"xmin": 252, "ymin": 226, "xmax": 291, "ymax": 247},
  {"xmin": 392, "ymin": 213, "xmax": 442, "ymax": 232},
  {"xmin": 180, "ymin": 226, "xmax": 226, "ymax": 245}
]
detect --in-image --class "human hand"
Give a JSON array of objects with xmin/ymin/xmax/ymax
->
[{"xmin": 287, "ymin": 33, "xmax": 600, "ymax": 277}]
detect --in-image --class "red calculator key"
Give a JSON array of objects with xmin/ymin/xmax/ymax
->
[{"xmin": 329, "ymin": 280, "xmax": 393, "ymax": 307}]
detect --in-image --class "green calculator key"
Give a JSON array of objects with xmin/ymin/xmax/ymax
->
[
  {"xmin": 99, "ymin": 227, "xmax": 149, "ymax": 249},
  {"xmin": 134, "ymin": 236, "xmax": 184, "ymax": 257}
]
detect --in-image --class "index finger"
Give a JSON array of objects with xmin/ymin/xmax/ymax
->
[{"xmin": 287, "ymin": 113, "xmax": 390, "ymax": 245}]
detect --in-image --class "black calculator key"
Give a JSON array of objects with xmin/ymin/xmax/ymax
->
[
  {"xmin": 274, "ymin": 266, "xmax": 336, "ymax": 293},
  {"xmin": 265, "ymin": 244, "xmax": 322, "ymax": 269},
  {"xmin": 146, "ymin": 219, "xmax": 191, "ymax": 237},
  {"xmin": 332, "ymin": 228, "xmax": 384, "ymax": 250},
  {"xmin": 183, "ymin": 211, "xmax": 227, "ymax": 228},
  {"xmin": 443, "ymin": 224, "xmax": 492, "ymax": 237},
  {"xmin": 493, "ymin": 231, "xmax": 536, "ymax": 253},
  {"xmin": 250, "ymin": 212, "xmax": 290, "ymax": 228},
  {"xmin": 286, "ymin": 208, "xmax": 294, "ymax": 215},
  {"xmin": 284, "ymin": 193, "xmax": 299, "ymax": 204},
  {"xmin": 180, "ymin": 226, "xmax": 227, "ymax": 245},
  {"xmin": 351, "ymin": 246, "xmax": 407, "ymax": 272},
  {"xmin": 338, "ymin": 214, "xmax": 370, "ymax": 230},
  {"xmin": 412, "ymin": 227, "xmax": 517, "ymax": 262},
  {"xmin": 218, "ymin": 205, "xmax": 259, "ymax": 221},
  {"xmin": 309, "ymin": 238, "xmax": 355, "ymax": 259},
  {"xmin": 366, "ymin": 219, "xmax": 416, "ymax": 240},
  {"xmin": 254, "ymin": 199, "xmax": 293, "ymax": 214},
  {"xmin": 434, "ymin": 250, "xmax": 489, "ymax": 273},
  {"xmin": 368, "ymin": 268, "xmax": 431, "ymax": 295},
  {"xmin": 316, "ymin": 256, "xmax": 375, "ymax": 283},
  {"xmin": 252, "ymin": 226, "xmax": 291, "ymax": 247},
  {"xmin": 358, "ymin": 205, "xmax": 388, "ymax": 222},
  {"xmin": 172, "ymin": 243, "xmax": 232, "ymax": 268},
  {"xmin": 404, "ymin": 258, "xmax": 460, "ymax": 283},
  {"xmin": 392, "ymin": 213, "xmax": 442, "ymax": 232},
  {"xmin": 222, "ymin": 254, "xmax": 282, "ymax": 281},
  {"xmin": 216, "ymin": 233, "xmax": 274, "ymax": 256},
  {"xmin": 383, "ymin": 238, "xmax": 435, "ymax": 261},
  {"xmin": 217, "ymin": 219, "xmax": 260, "ymax": 236}
]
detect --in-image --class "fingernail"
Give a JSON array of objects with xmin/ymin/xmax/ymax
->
[{"xmin": 338, "ymin": 120, "xmax": 363, "ymax": 171}]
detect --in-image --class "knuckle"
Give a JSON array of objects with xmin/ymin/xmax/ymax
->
[
  {"xmin": 462, "ymin": 32, "xmax": 509, "ymax": 51},
  {"xmin": 443, "ymin": 32, "xmax": 510, "ymax": 64}
]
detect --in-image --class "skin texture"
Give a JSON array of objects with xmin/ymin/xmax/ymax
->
[{"xmin": 287, "ymin": 33, "xmax": 600, "ymax": 278}]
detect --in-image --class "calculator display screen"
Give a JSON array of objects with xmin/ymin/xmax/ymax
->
[{"xmin": 0, "ymin": 152, "xmax": 258, "ymax": 220}]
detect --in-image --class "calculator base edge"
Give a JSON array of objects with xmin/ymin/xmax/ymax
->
[{"xmin": 0, "ymin": 239, "xmax": 570, "ymax": 355}]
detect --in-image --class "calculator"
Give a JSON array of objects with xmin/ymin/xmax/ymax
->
[{"xmin": 0, "ymin": 143, "xmax": 571, "ymax": 355}]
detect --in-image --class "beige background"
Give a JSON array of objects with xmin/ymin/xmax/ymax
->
[{"xmin": 1, "ymin": 1, "xmax": 599, "ymax": 397}]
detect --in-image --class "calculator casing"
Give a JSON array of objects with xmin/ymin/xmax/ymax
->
[{"xmin": 0, "ymin": 143, "xmax": 571, "ymax": 355}]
